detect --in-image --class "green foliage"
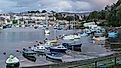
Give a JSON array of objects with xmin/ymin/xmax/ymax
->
[
  {"xmin": 87, "ymin": 0, "xmax": 121, "ymax": 27},
  {"xmin": 55, "ymin": 13, "xmax": 64, "ymax": 20},
  {"xmin": 88, "ymin": 11, "xmax": 98, "ymax": 19},
  {"xmin": 65, "ymin": 16, "xmax": 74, "ymax": 21}
]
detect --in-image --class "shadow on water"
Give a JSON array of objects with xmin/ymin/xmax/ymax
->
[{"xmin": 22, "ymin": 54, "xmax": 36, "ymax": 62}]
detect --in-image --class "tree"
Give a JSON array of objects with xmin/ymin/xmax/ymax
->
[
  {"xmin": 74, "ymin": 14, "xmax": 79, "ymax": 21},
  {"xmin": 55, "ymin": 13, "xmax": 64, "ymax": 20},
  {"xmin": 41, "ymin": 10, "xmax": 47, "ymax": 13},
  {"xmin": 88, "ymin": 11, "xmax": 99, "ymax": 20},
  {"xmin": 98, "ymin": 10, "xmax": 106, "ymax": 19},
  {"xmin": 65, "ymin": 16, "xmax": 74, "ymax": 21},
  {"xmin": 116, "ymin": 4, "xmax": 121, "ymax": 24}
]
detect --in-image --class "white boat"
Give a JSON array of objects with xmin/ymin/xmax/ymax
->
[
  {"xmin": 83, "ymin": 29, "xmax": 91, "ymax": 34},
  {"xmin": 46, "ymin": 53, "xmax": 63, "ymax": 61},
  {"xmin": 50, "ymin": 45, "xmax": 67, "ymax": 53},
  {"xmin": 44, "ymin": 40, "xmax": 57, "ymax": 47},
  {"xmin": 31, "ymin": 45, "xmax": 46, "ymax": 53},
  {"xmin": 6, "ymin": 55, "xmax": 20, "ymax": 67},
  {"xmin": 44, "ymin": 29, "xmax": 50, "ymax": 35},
  {"xmin": 63, "ymin": 34, "xmax": 80, "ymax": 40}
]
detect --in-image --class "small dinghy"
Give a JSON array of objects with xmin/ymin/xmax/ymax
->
[
  {"xmin": 46, "ymin": 53, "xmax": 63, "ymax": 61},
  {"xmin": 49, "ymin": 45, "xmax": 67, "ymax": 53},
  {"xmin": 6, "ymin": 55, "xmax": 20, "ymax": 67},
  {"xmin": 44, "ymin": 28, "xmax": 50, "ymax": 35}
]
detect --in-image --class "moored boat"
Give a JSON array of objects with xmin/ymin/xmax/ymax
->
[
  {"xmin": 49, "ymin": 45, "xmax": 67, "ymax": 53},
  {"xmin": 108, "ymin": 31, "xmax": 118, "ymax": 38},
  {"xmin": 22, "ymin": 54, "xmax": 36, "ymax": 62},
  {"xmin": 80, "ymin": 32, "xmax": 88, "ymax": 37},
  {"xmin": 31, "ymin": 45, "xmax": 46, "ymax": 53},
  {"xmin": 63, "ymin": 34, "xmax": 80, "ymax": 40},
  {"xmin": 46, "ymin": 53, "xmax": 63, "ymax": 61},
  {"xmin": 83, "ymin": 29, "xmax": 91, "ymax": 34},
  {"xmin": 22, "ymin": 48, "xmax": 36, "ymax": 56},
  {"xmin": 6, "ymin": 55, "xmax": 20, "ymax": 67},
  {"xmin": 44, "ymin": 39, "xmax": 58, "ymax": 48}
]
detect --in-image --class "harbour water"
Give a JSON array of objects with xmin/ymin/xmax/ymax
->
[
  {"xmin": 0, "ymin": 27, "xmax": 111, "ymax": 68},
  {"xmin": 0, "ymin": 27, "xmax": 80, "ymax": 68}
]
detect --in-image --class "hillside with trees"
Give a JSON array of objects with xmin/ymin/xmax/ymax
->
[{"xmin": 87, "ymin": 0, "xmax": 121, "ymax": 27}]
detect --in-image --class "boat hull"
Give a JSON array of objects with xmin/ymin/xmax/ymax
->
[
  {"xmin": 62, "ymin": 43, "xmax": 82, "ymax": 51},
  {"xmin": 6, "ymin": 62, "xmax": 20, "ymax": 67},
  {"xmin": 46, "ymin": 53, "xmax": 63, "ymax": 61},
  {"xmin": 50, "ymin": 48, "xmax": 67, "ymax": 53},
  {"xmin": 23, "ymin": 54, "xmax": 36, "ymax": 62}
]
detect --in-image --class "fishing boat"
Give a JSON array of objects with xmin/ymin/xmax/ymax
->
[
  {"xmin": 46, "ymin": 53, "xmax": 63, "ymax": 61},
  {"xmin": 31, "ymin": 45, "xmax": 46, "ymax": 53},
  {"xmin": 49, "ymin": 45, "xmax": 67, "ymax": 53},
  {"xmin": 6, "ymin": 55, "xmax": 20, "ymax": 67}
]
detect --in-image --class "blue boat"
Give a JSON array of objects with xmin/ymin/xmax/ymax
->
[
  {"xmin": 49, "ymin": 45, "xmax": 67, "ymax": 53},
  {"xmin": 108, "ymin": 31, "xmax": 118, "ymax": 38},
  {"xmin": 80, "ymin": 32, "xmax": 88, "ymax": 37},
  {"xmin": 46, "ymin": 53, "xmax": 63, "ymax": 61}
]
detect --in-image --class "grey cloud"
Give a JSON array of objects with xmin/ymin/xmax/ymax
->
[{"xmin": 0, "ymin": 0, "xmax": 118, "ymax": 13}]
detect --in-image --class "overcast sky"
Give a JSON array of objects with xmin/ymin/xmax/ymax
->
[{"xmin": 0, "ymin": 0, "xmax": 118, "ymax": 13}]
